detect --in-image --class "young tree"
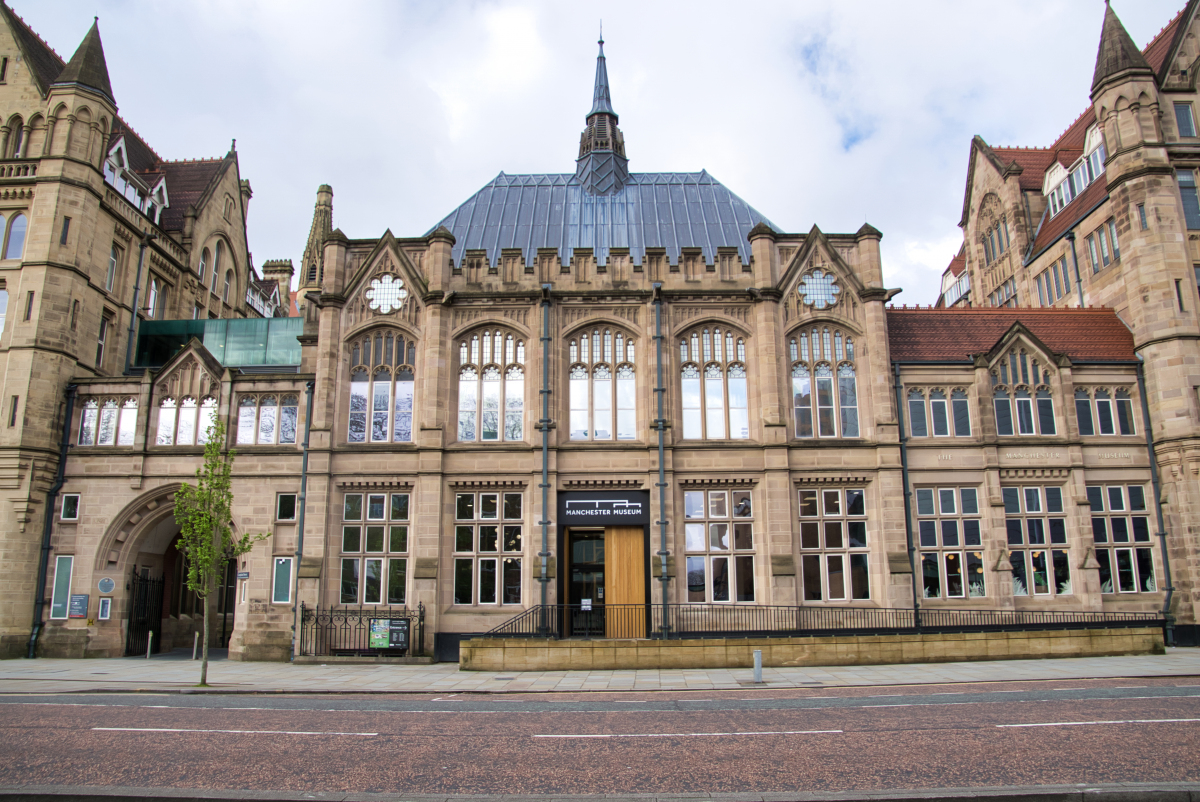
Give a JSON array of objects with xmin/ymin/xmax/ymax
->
[{"xmin": 174, "ymin": 420, "xmax": 265, "ymax": 686}]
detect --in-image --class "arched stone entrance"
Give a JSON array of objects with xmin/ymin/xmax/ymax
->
[{"xmin": 78, "ymin": 484, "xmax": 240, "ymax": 657}]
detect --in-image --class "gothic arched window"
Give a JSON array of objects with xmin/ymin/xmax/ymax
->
[
  {"xmin": 680, "ymin": 326, "xmax": 748, "ymax": 440},
  {"xmin": 789, "ymin": 326, "xmax": 858, "ymax": 438},
  {"xmin": 457, "ymin": 328, "xmax": 524, "ymax": 442},
  {"xmin": 347, "ymin": 330, "xmax": 416, "ymax": 443},
  {"xmin": 991, "ymin": 349, "xmax": 1056, "ymax": 436},
  {"xmin": 569, "ymin": 327, "xmax": 636, "ymax": 440},
  {"xmin": 79, "ymin": 397, "xmax": 138, "ymax": 446}
]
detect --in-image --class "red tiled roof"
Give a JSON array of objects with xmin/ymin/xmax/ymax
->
[
  {"xmin": 887, "ymin": 307, "xmax": 1135, "ymax": 363},
  {"xmin": 984, "ymin": 5, "xmax": 1189, "ymax": 198},
  {"xmin": 945, "ymin": 253, "xmax": 965, "ymax": 278},
  {"xmin": 1146, "ymin": 4, "xmax": 1190, "ymax": 74},
  {"xmin": 988, "ymin": 147, "xmax": 1054, "ymax": 191},
  {"xmin": 157, "ymin": 158, "xmax": 229, "ymax": 231},
  {"xmin": 1029, "ymin": 177, "xmax": 1109, "ymax": 258}
]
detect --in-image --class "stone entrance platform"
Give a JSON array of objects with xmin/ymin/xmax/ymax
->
[{"xmin": 459, "ymin": 627, "xmax": 1164, "ymax": 671}]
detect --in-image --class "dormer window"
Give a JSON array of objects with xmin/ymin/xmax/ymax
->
[{"xmin": 1047, "ymin": 131, "xmax": 1106, "ymax": 218}]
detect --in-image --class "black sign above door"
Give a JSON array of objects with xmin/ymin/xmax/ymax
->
[{"xmin": 559, "ymin": 490, "xmax": 650, "ymax": 526}]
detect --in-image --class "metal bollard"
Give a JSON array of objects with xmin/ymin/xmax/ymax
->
[
  {"xmin": 192, "ymin": 631, "xmax": 200, "ymax": 660},
  {"xmin": 146, "ymin": 631, "xmax": 154, "ymax": 659},
  {"xmin": 753, "ymin": 649, "xmax": 763, "ymax": 683}
]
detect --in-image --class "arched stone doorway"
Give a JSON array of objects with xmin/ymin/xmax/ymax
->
[{"xmin": 89, "ymin": 485, "xmax": 239, "ymax": 657}]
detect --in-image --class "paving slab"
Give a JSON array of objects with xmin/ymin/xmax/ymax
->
[{"xmin": 0, "ymin": 647, "xmax": 1197, "ymax": 695}]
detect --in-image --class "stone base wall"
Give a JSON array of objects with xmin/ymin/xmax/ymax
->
[{"xmin": 459, "ymin": 627, "xmax": 1165, "ymax": 671}]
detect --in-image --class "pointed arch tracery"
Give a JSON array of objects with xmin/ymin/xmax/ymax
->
[
  {"xmin": 568, "ymin": 324, "xmax": 636, "ymax": 441},
  {"xmin": 347, "ymin": 329, "xmax": 416, "ymax": 443}
]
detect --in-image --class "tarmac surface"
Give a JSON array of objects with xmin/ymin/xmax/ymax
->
[{"xmin": 2, "ymin": 649, "xmax": 1199, "ymax": 801}]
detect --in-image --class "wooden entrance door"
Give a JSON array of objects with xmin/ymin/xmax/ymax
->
[{"xmin": 604, "ymin": 526, "xmax": 646, "ymax": 638}]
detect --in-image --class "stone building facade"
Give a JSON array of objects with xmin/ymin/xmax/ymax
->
[
  {"xmin": 942, "ymin": 1, "xmax": 1200, "ymax": 641},
  {"xmin": 0, "ymin": 5, "xmax": 286, "ymax": 659},
  {"xmin": 8, "ymin": 7, "xmax": 1196, "ymax": 661}
]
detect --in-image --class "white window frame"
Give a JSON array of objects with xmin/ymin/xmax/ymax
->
[
  {"xmin": 272, "ymin": 557, "xmax": 293, "ymax": 604},
  {"xmin": 683, "ymin": 488, "xmax": 756, "ymax": 604},
  {"xmin": 49, "ymin": 555, "xmax": 73, "ymax": 619},
  {"xmin": 60, "ymin": 493, "xmax": 80, "ymax": 521}
]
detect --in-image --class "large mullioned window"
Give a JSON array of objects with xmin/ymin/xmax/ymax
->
[
  {"xmin": 789, "ymin": 326, "xmax": 858, "ymax": 438},
  {"xmin": 458, "ymin": 329, "xmax": 524, "ymax": 442},
  {"xmin": 680, "ymin": 326, "xmax": 748, "ymax": 440},
  {"xmin": 683, "ymin": 489, "xmax": 755, "ymax": 603},
  {"xmin": 1004, "ymin": 486, "xmax": 1070, "ymax": 597},
  {"xmin": 798, "ymin": 488, "xmax": 869, "ymax": 601},
  {"xmin": 569, "ymin": 327, "xmax": 636, "ymax": 441},
  {"xmin": 340, "ymin": 492, "xmax": 410, "ymax": 605},
  {"xmin": 1088, "ymin": 484, "xmax": 1156, "ymax": 594},
  {"xmin": 992, "ymin": 349, "xmax": 1055, "ymax": 436},
  {"xmin": 237, "ymin": 394, "xmax": 299, "ymax": 445},
  {"xmin": 1075, "ymin": 388, "xmax": 1135, "ymax": 436},
  {"xmin": 348, "ymin": 331, "xmax": 416, "ymax": 444},
  {"xmin": 916, "ymin": 487, "xmax": 985, "ymax": 599},
  {"xmin": 454, "ymin": 491, "xmax": 523, "ymax": 605},
  {"xmin": 155, "ymin": 396, "xmax": 218, "ymax": 445},
  {"xmin": 907, "ymin": 388, "xmax": 970, "ymax": 438},
  {"xmin": 79, "ymin": 397, "xmax": 138, "ymax": 446}
]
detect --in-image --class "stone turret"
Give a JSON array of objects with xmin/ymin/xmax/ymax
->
[{"xmin": 299, "ymin": 184, "xmax": 333, "ymax": 305}]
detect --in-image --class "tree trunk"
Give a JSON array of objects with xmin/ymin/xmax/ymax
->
[{"xmin": 200, "ymin": 589, "xmax": 211, "ymax": 685}]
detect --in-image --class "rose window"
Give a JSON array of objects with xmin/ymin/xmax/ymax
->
[
  {"xmin": 798, "ymin": 269, "xmax": 840, "ymax": 309},
  {"xmin": 366, "ymin": 275, "xmax": 408, "ymax": 314}
]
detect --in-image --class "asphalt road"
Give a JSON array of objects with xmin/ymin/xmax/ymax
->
[{"xmin": 2, "ymin": 677, "xmax": 1199, "ymax": 796}]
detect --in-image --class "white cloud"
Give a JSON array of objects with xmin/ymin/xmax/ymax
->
[{"xmin": 15, "ymin": 0, "xmax": 1184, "ymax": 304}]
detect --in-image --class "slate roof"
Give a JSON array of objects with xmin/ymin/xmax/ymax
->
[
  {"xmin": 52, "ymin": 20, "xmax": 113, "ymax": 103},
  {"xmin": 429, "ymin": 170, "xmax": 776, "ymax": 268},
  {"xmin": 1093, "ymin": 2, "xmax": 1154, "ymax": 91},
  {"xmin": 0, "ymin": 2, "xmax": 65, "ymax": 96},
  {"xmin": 887, "ymin": 307, "xmax": 1136, "ymax": 363},
  {"xmin": 157, "ymin": 158, "xmax": 229, "ymax": 231}
]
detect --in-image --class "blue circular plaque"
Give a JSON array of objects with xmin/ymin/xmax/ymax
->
[{"xmin": 97, "ymin": 577, "xmax": 115, "ymax": 594}]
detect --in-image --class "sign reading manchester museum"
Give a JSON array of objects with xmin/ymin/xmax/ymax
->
[{"xmin": 559, "ymin": 491, "xmax": 650, "ymax": 526}]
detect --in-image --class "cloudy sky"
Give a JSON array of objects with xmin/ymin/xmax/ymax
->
[{"xmin": 15, "ymin": 0, "xmax": 1184, "ymax": 305}]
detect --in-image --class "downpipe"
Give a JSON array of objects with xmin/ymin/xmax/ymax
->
[
  {"xmin": 891, "ymin": 363, "xmax": 921, "ymax": 628},
  {"xmin": 538, "ymin": 285, "xmax": 552, "ymax": 636},
  {"xmin": 653, "ymin": 284, "xmax": 670, "ymax": 639},
  {"xmin": 28, "ymin": 384, "xmax": 77, "ymax": 658},
  {"xmin": 124, "ymin": 231, "xmax": 157, "ymax": 375},
  {"xmin": 1136, "ymin": 360, "xmax": 1175, "ymax": 646},
  {"xmin": 290, "ymin": 380, "xmax": 315, "ymax": 661}
]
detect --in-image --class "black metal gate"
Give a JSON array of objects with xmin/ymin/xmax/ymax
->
[{"xmin": 124, "ymin": 569, "xmax": 164, "ymax": 656}]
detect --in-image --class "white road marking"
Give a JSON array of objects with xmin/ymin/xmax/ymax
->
[
  {"xmin": 92, "ymin": 727, "xmax": 377, "ymax": 736},
  {"xmin": 998, "ymin": 718, "xmax": 1200, "ymax": 728},
  {"xmin": 534, "ymin": 729, "xmax": 842, "ymax": 739}
]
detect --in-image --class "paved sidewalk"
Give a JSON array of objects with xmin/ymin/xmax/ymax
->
[{"xmin": 0, "ymin": 647, "xmax": 1198, "ymax": 694}]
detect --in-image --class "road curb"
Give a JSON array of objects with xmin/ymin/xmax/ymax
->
[{"xmin": 1, "ymin": 782, "xmax": 1200, "ymax": 802}]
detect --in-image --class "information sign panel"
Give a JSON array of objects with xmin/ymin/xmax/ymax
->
[
  {"xmin": 68, "ymin": 594, "xmax": 89, "ymax": 618},
  {"xmin": 369, "ymin": 619, "xmax": 409, "ymax": 650}
]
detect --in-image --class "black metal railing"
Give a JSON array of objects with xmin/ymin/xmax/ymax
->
[
  {"xmin": 299, "ymin": 603, "xmax": 425, "ymax": 657},
  {"xmin": 483, "ymin": 603, "xmax": 1165, "ymax": 640}
]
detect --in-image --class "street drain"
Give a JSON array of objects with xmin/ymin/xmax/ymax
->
[{"xmin": 494, "ymin": 676, "xmax": 517, "ymax": 680}]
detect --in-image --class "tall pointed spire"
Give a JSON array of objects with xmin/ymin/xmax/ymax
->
[
  {"xmin": 53, "ymin": 18, "xmax": 115, "ymax": 104},
  {"xmin": 301, "ymin": 185, "xmax": 333, "ymax": 288},
  {"xmin": 576, "ymin": 29, "xmax": 629, "ymax": 195},
  {"xmin": 1091, "ymin": 1, "xmax": 1152, "ymax": 95},
  {"xmin": 589, "ymin": 30, "xmax": 616, "ymax": 118}
]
